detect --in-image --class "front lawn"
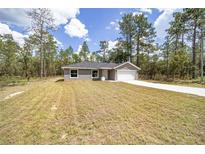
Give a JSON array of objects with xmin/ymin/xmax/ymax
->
[{"xmin": 0, "ymin": 79, "xmax": 205, "ymax": 144}]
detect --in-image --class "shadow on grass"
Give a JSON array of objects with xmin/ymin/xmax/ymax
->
[{"xmin": 55, "ymin": 78, "xmax": 64, "ymax": 82}]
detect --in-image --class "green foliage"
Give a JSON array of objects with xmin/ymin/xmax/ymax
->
[
  {"xmin": 79, "ymin": 41, "xmax": 90, "ymax": 61},
  {"xmin": 109, "ymin": 40, "xmax": 129, "ymax": 63},
  {"xmin": 119, "ymin": 13, "xmax": 156, "ymax": 65},
  {"xmin": 169, "ymin": 50, "xmax": 191, "ymax": 79},
  {"xmin": 0, "ymin": 34, "xmax": 20, "ymax": 76},
  {"xmin": 99, "ymin": 41, "xmax": 109, "ymax": 62}
]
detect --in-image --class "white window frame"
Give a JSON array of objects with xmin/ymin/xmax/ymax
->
[
  {"xmin": 91, "ymin": 69, "xmax": 99, "ymax": 78},
  {"xmin": 70, "ymin": 69, "xmax": 78, "ymax": 78}
]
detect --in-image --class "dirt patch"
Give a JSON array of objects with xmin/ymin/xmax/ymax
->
[{"xmin": 4, "ymin": 91, "xmax": 24, "ymax": 100}]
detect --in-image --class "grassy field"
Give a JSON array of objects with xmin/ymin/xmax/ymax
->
[{"xmin": 0, "ymin": 78, "xmax": 205, "ymax": 144}]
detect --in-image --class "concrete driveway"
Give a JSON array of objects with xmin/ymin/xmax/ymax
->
[{"xmin": 123, "ymin": 80, "xmax": 205, "ymax": 97}]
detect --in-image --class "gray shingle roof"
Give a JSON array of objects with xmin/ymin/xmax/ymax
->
[{"xmin": 62, "ymin": 61, "xmax": 120, "ymax": 69}]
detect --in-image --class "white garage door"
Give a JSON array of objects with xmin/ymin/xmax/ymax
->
[{"xmin": 117, "ymin": 70, "xmax": 136, "ymax": 81}]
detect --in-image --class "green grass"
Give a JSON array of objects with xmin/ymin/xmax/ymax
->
[
  {"xmin": 0, "ymin": 76, "xmax": 28, "ymax": 87},
  {"xmin": 0, "ymin": 78, "xmax": 205, "ymax": 144}
]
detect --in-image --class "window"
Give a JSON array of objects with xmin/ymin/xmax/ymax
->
[
  {"xmin": 92, "ymin": 70, "xmax": 98, "ymax": 78},
  {"xmin": 70, "ymin": 69, "xmax": 78, "ymax": 78}
]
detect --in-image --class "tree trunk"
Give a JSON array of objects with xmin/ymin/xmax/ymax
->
[
  {"xmin": 40, "ymin": 31, "xmax": 43, "ymax": 78},
  {"xmin": 166, "ymin": 48, "xmax": 169, "ymax": 79},
  {"xmin": 43, "ymin": 50, "xmax": 46, "ymax": 77},
  {"xmin": 175, "ymin": 34, "xmax": 179, "ymax": 53},
  {"xmin": 181, "ymin": 33, "xmax": 184, "ymax": 48},
  {"xmin": 126, "ymin": 36, "xmax": 131, "ymax": 62},
  {"xmin": 136, "ymin": 35, "xmax": 140, "ymax": 66},
  {"xmin": 201, "ymin": 28, "xmax": 204, "ymax": 83},
  {"xmin": 40, "ymin": 47, "xmax": 43, "ymax": 78},
  {"xmin": 192, "ymin": 23, "xmax": 197, "ymax": 79},
  {"xmin": 129, "ymin": 34, "xmax": 132, "ymax": 63}
]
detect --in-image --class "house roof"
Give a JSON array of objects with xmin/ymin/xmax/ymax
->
[
  {"xmin": 62, "ymin": 61, "xmax": 119, "ymax": 69},
  {"xmin": 62, "ymin": 61, "xmax": 140, "ymax": 70}
]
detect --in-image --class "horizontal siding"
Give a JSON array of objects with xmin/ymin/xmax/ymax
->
[
  {"xmin": 79, "ymin": 69, "xmax": 91, "ymax": 80},
  {"xmin": 64, "ymin": 69, "xmax": 92, "ymax": 80},
  {"xmin": 116, "ymin": 63, "xmax": 137, "ymax": 70}
]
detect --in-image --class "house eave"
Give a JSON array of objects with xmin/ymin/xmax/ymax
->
[
  {"xmin": 114, "ymin": 61, "xmax": 141, "ymax": 70},
  {"xmin": 62, "ymin": 66, "xmax": 114, "ymax": 70}
]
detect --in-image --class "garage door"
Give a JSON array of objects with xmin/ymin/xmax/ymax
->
[{"xmin": 117, "ymin": 70, "xmax": 136, "ymax": 81}]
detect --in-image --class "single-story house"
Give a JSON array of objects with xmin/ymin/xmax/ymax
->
[{"xmin": 62, "ymin": 61, "xmax": 141, "ymax": 81}]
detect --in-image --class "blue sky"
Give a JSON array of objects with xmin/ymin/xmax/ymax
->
[{"xmin": 0, "ymin": 8, "xmax": 180, "ymax": 52}]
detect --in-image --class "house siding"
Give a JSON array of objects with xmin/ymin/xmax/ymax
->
[
  {"xmin": 116, "ymin": 63, "xmax": 137, "ymax": 70},
  {"xmin": 64, "ymin": 69, "xmax": 92, "ymax": 80},
  {"xmin": 63, "ymin": 62, "xmax": 139, "ymax": 80},
  {"xmin": 108, "ymin": 69, "xmax": 116, "ymax": 80}
]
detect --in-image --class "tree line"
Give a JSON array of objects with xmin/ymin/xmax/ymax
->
[{"xmin": 0, "ymin": 8, "xmax": 204, "ymax": 82}]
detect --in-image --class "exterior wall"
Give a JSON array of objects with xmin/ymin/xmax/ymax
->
[
  {"xmin": 63, "ymin": 62, "xmax": 139, "ymax": 80},
  {"xmin": 99, "ymin": 69, "xmax": 102, "ymax": 79},
  {"xmin": 136, "ymin": 72, "xmax": 138, "ymax": 79},
  {"xmin": 102, "ymin": 70, "xmax": 108, "ymax": 80},
  {"xmin": 116, "ymin": 63, "xmax": 137, "ymax": 70},
  {"xmin": 115, "ymin": 63, "xmax": 139, "ymax": 80},
  {"xmin": 64, "ymin": 69, "xmax": 70, "ymax": 79},
  {"xmin": 79, "ymin": 69, "xmax": 92, "ymax": 80},
  {"xmin": 108, "ymin": 69, "xmax": 116, "ymax": 80},
  {"xmin": 64, "ymin": 69, "xmax": 92, "ymax": 80}
]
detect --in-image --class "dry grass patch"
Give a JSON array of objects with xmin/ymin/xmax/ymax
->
[{"xmin": 0, "ymin": 79, "xmax": 205, "ymax": 144}]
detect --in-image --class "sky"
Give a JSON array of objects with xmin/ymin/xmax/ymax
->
[{"xmin": 0, "ymin": 8, "xmax": 181, "ymax": 52}]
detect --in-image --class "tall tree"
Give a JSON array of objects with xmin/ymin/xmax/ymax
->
[
  {"xmin": 28, "ymin": 8, "xmax": 55, "ymax": 77},
  {"xmin": 18, "ymin": 37, "xmax": 33, "ymax": 81},
  {"xmin": 198, "ymin": 10, "xmax": 205, "ymax": 82},
  {"xmin": 0, "ymin": 34, "xmax": 19, "ymax": 76},
  {"xmin": 161, "ymin": 36, "xmax": 171, "ymax": 78},
  {"xmin": 133, "ymin": 14, "xmax": 156, "ymax": 66},
  {"xmin": 79, "ymin": 41, "xmax": 90, "ymax": 61},
  {"xmin": 119, "ymin": 13, "xmax": 135, "ymax": 62},
  {"xmin": 167, "ymin": 12, "xmax": 187, "ymax": 52},
  {"xmin": 43, "ymin": 33, "xmax": 57, "ymax": 76},
  {"xmin": 184, "ymin": 8, "xmax": 205, "ymax": 79},
  {"xmin": 109, "ymin": 40, "xmax": 129, "ymax": 63},
  {"xmin": 99, "ymin": 41, "xmax": 109, "ymax": 62}
]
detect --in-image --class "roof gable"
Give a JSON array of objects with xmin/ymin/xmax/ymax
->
[{"xmin": 113, "ymin": 62, "xmax": 141, "ymax": 70}]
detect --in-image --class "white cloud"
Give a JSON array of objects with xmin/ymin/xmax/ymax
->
[
  {"xmin": 120, "ymin": 11, "xmax": 125, "ymax": 15},
  {"xmin": 115, "ymin": 27, "xmax": 119, "ymax": 31},
  {"xmin": 108, "ymin": 40, "xmax": 118, "ymax": 50},
  {"xmin": 76, "ymin": 44, "xmax": 82, "ymax": 54},
  {"xmin": 133, "ymin": 12, "xmax": 143, "ymax": 16},
  {"xmin": 0, "ymin": 22, "xmax": 12, "ymax": 34},
  {"xmin": 12, "ymin": 31, "xmax": 28, "ymax": 47},
  {"xmin": 50, "ymin": 8, "xmax": 79, "ymax": 26},
  {"xmin": 0, "ymin": 9, "xmax": 30, "ymax": 27},
  {"xmin": 133, "ymin": 8, "xmax": 152, "ymax": 16},
  {"xmin": 0, "ymin": 22, "xmax": 28, "ymax": 46},
  {"xmin": 110, "ymin": 21, "xmax": 115, "ymax": 25},
  {"xmin": 0, "ymin": 8, "xmax": 80, "ymax": 28},
  {"xmin": 53, "ymin": 37, "xmax": 63, "ymax": 48},
  {"xmin": 64, "ymin": 18, "xmax": 88, "ymax": 38},
  {"xmin": 85, "ymin": 37, "xmax": 91, "ymax": 42},
  {"xmin": 154, "ymin": 8, "xmax": 181, "ymax": 44},
  {"xmin": 139, "ymin": 8, "xmax": 152, "ymax": 14},
  {"xmin": 106, "ymin": 19, "xmax": 119, "ymax": 31}
]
